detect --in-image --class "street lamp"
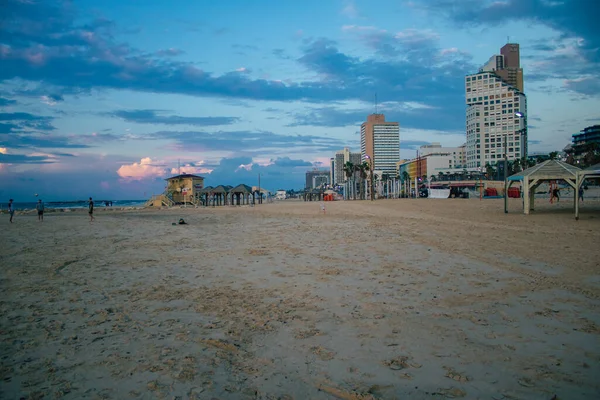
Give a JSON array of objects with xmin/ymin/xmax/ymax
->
[
  {"xmin": 504, "ymin": 112, "xmax": 527, "ymax": 214},
  {"xmin": 515, "ymin": 111, "xmax": 527, "ymax": 160},
  {"xmin": 365, "ymin": 155, "xmax": 374, "ymax": 201}
]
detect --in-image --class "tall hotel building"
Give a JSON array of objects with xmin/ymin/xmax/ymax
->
[
  {"xmin": 465, "ymin": 43, "xmax": 527, "ymax": 168},
  {"xmin": 360, "ymin": 114, "xmax": 400, "ymax": 175}
]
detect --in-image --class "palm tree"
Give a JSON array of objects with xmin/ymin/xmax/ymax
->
[
  {"xmin": 485, "ymin": 163, "xmax": 495, "ymax": 180},
  {"xmin": 358, "ymin": 161, "xmax": 370, "ymax": 199},
  {"xmin": 343, "ymin": 161, "xmax": 354, "ymax": 200}
]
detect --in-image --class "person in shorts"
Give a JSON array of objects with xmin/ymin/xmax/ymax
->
[
  {"xmin": 8, "ymin": 199, "xmax": 14, "ymax": 223},
  {"xmin": 88, "ymin": 197, "xmax": 95, "ymax": 222},
  {"xmin": 36, "ymin": 199, "xmax": 44, "ymax": 222}
]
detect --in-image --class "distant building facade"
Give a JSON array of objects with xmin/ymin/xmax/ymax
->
[
  {"xmin": 465, "ymin": 43, "xmax": 527, "ymax": 168},
  {"xmin": 305, "ymin": 169, "xmax": 330, "ymax": 189},
  {"xmin": 360, "ymin": 114, "xmax": 400, "ymax": 176},
  {"xmin": 419, "ymin": 142, "xmax": 466, "ymax": 169},
  {"xmin": 333, "ymin": 147, "xmax": 361, "ymax": 184},
  {"xmin": 570, "ymin": 125, "xmax": 600, "ymax": 162}
]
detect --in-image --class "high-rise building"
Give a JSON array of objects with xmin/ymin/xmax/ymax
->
[
  {"xmin": 360, "ymin": 114, "xmax": 400, "ymax": 175},
  {"xmin": 479, "ymin": 44, "xmax": 524, "ymax": 92},
  {"xmin": 465, "ymin": 43, "xmax": 527, "ymax": 168},
  {"xmin": 333, "ymin": 147, "xmax": 361, "ymax": 184}
]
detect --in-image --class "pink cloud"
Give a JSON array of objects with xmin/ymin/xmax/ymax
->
[
  {"xmin": 117, "ymin": 157, "xmax": 167, "ymax": 181},
  {"xmin": 100, "ymin": 181, "xmax": 110, "ymax": 190}
]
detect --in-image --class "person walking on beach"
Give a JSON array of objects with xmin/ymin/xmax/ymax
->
[
  {"xmin": 551, "ymin": 187, "xmax": 560, "ymax": 203},
  {"xmin": 8, "ymin": 199, "xmax": 14, "ymax": 223},
  {"xmin": 36, "ymin": 199, "xmax": 44, "ymax": 222},
  {"xmin": 88, "ymin": 197, "xmax": 95, "ymax": 222}
]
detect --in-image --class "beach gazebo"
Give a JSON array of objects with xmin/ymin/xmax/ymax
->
[
  {"xmin": 230, "ymin": 184, "xmax": 253, "ymax": 205},
  {"xmin": 210, "ymin": 185, "xmax": 230, "ymax": 206},
  {"xmin": 507, "ymin": 160, "xmax": 581, "ymax": 214},
  {"xmin": 575, "ymin": 163, "xmax": 600, "ymax": 220}
]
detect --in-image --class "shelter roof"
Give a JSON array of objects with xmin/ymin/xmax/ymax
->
[
  {"xmin": 198, "ymin": 186, "xmax": 213, "ymax": 193},
  {"xmin": 165, "ymin": 174, "xmax": 205, "ymax": 181},
  {"xmin": 211, "ymin": 185, "xmax": 230, "ymax": 193},
  {"xmin": 579, "ymin": 163, "xmax": 600, "ymax": 179},
  {"xmin": 508, "ymin": 160, "xmax": 581, "ymax": 181},
  {"xmin": 230, "ymin": 184, "xmax": 253, "ymax": 193}
]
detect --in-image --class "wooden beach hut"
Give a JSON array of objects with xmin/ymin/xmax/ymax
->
[{"xmin": 165, "ymin": 174, "xmax": 204, "ymax": 204}]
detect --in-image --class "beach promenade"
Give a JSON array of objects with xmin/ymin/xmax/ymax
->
[{"xmin": 1, "ymin": 199, "xmax": 599, "ymax": 399}]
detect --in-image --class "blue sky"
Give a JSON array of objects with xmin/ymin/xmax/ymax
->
[{"xmin": 1, "ymin": 0, "xmax": 599, "ymax": 200}]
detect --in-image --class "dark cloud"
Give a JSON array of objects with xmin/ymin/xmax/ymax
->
[
  {"xmin": 203, "ymin": 156, "xmax": 312, "ymax": 190},
  {"xmin": 287, "ymin": 102, "xmax": 466, "ymax": 131},
  {"xmin": 0, "ymin": 112, "xmax": 49, "ymax": 122},
  {"xmin": 0, "ymin": 0, "xmax": 475, "ymax": 108},
  {"xmin": 0, "ymin": 98, "xmax": 17, "ymax": 107},
  {"xmin": 110, "ymin": 109, "xmax": 240, "ymax": 126},
  {"xmin": 421, "ymin": 0, "xmax": 598, "ymax": 60},
  {"xmin": 0, "ymin": 153, "xmax": 54, "ymax": 164},
  {"xmin": 156, "ymin": 48, "xmax": 185, "ymax": 57},
  {"xmin": 270, "ymin": 157, "xmax": 313, "ymax": 167},
  {"xmin": 0, "ymin": 134, "xmax": 91, "ymax": 149},
  {"xmin": 413, "ymin": 0, "xmax": 600, "ymax": 95},
  {"xmin": 0, "ymin": 112, "xmax": 56, "ymax": 132},
  {"xmin": 147, "ymin": 130, "xmax": 345, "ymax": 153}
]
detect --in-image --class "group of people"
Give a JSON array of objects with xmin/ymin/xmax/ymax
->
[
  {"xmin": 549, "ymin": 186, "xmax": 586, "ymax": 203},
  {"xmin": 7, "ymin": 197, "xmax": 97, "ymax": 223}
]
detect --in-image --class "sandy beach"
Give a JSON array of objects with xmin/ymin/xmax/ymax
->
[{"xmin": 1, "ymin": 198, "xmax": 599, "ymax": 399}]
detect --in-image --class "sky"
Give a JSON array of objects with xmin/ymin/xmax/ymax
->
[{"xmin": 1, "ymin": 0, "xmax": 599, "ymax": 201}]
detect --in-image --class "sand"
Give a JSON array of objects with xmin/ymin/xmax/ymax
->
[{"xmin": 1, "ymin": 198, "xmax": 599, "ymax": 399}]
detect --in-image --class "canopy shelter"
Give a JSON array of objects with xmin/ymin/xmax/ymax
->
[
  {"xmin": 230, "ymin": 184, "xmax": 253, "ymax": 205},
  {"xmin": 507, "ymin": 160, "xmax": 581, "ymax": 214},
  {"xmin": 208, "ymin": 185, "xmax": 230, "ymax": 206},
  {"xmin": 575, "ymin": 163, "xmax": 600, "ymax": 220}
]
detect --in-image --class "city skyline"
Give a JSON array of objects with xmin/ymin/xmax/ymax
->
[{"xmin": 1, "ymin": 0, "xmax": 599, "ymax": 200}]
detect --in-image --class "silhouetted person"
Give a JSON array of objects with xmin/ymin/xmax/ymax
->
[
  {"xmin": 552, "ymin": 188, "xmax": 560, "ymax": 203},
  {"xmin": 36, "ymin": 199, "xmax": 44, "ymax": 222},
  {"xmin": 8, "ymin": 199, "xmax": 14, "ymax": 223},
  {"xmin": 88, "ymin": 197, "xmax": 95, "ymax": 222}
]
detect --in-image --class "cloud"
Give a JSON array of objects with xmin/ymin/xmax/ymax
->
[
  {"xmin": 0, "ymin": 112, "xmax": 56, "ymax": 132},
  {"xmin": 564, "ymin": 76, "xmax": 600, "ymax": 96},
  {"xmin": 0, "ymin": 0, "xmax": 476, "ymax": 106},
  {"xmin": 401, "ymin": 140, "xmax": 431, "ymax": 150},
  {"xmin": 287, "ymin": 101, "xmax": 465, "ymax": 131},
  {"xmin": 341, "ymin": 1, "xmax": 359, "ymax": 18},
  {"xmin": 145, "ymin": 129, "xmax": 346, "ymax": 153},
  {"xmin": 0, "ymin": 153, "xmax": 55, "ymax": 164},
  {"xmin": 270, "ymin": 157, "xmax": 313, "ymax": 167},
  {"xmin": 156, "ymin": 48, "xmax": 185, "ymax": 56},
  {"xmin": 0, "ymin": 133, "xmax": 91, "ymax": 149},
  {"xmin": 413, "ymin": 0, "xmax": 600, "ymax": 95},
  {"xmin": 0, "ymin": 97, "xmax": 17, "ymax": 107},
  {"xmin": 116, "ymin": 157, "xmax": 168, "ymax": 181},
  {"xmin": 40, "ymin": 94, "xmax": 64, "ymax": 106},
  {"xmin": 110, "ymin": 109, "xmax": 240, "ymax": 126}
]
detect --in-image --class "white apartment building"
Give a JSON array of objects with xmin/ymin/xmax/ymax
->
[{"xmin": 465, "ymin": 71, "xmax": 527, "ymax": 168}]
